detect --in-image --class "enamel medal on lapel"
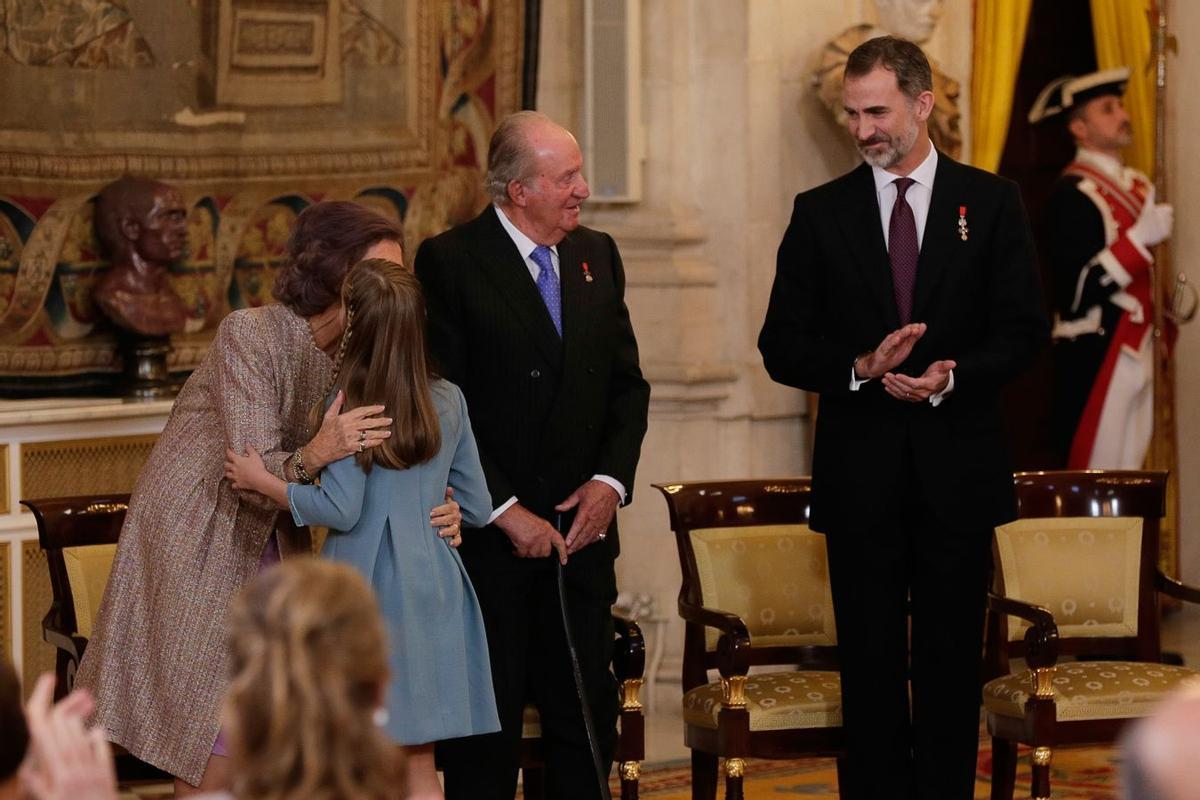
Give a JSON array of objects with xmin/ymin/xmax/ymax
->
[
  {"xmin": 582, "ymin": 261, "xmax": 593, "ymax": 282},
  {"xmin": 957, "ymin": 205, "xmax": 969, "ymax": 241}
]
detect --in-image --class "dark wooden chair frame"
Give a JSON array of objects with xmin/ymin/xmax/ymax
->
[
  {"xmin": 984, "ymin": 470, "xmax": 1200, "ymax": 800},
  {"xmin": 654, "ymin": 478, "xmax": 845, "ymax": 800},
  {"xmin": 22, "ymin": 493, "xmax": 131, "ymax": 700},
  {"xmin": 520, "ymin": 614, "xmax": 647, "ymax": 800},
  {"xmin": 22, "ymin": 493, "xmax": 173, "ymax": 782}
]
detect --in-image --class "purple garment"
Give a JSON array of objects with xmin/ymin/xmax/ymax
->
[
  {"xmin": 889, "ymin": 177, "xmax": 919, "ymax": 324},
  {"xmin": 211, "ymin": 532, "xmax": 281, "ymax": 757}
]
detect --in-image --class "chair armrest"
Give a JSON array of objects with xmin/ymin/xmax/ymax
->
[
  {"xmin": 678, "ymin": 599, "xmax": 749, "ymax": 639},
  {"xmin": 42, "ymin": 610, "xmax": 85, "ymax": 661},
  {"xmin": 988, "ymin": 592, "xmax": 1059, "ymax": 669},
  {"xmin": 42, "ymin": 628, "xmax": 86, "ymax": 661},
  {"xmin": 1156, "ymin": 570, "xmax": 1200, "ymax": 605},
  {"xmin": 678, "ymin": 600, "xmax": 751, "ymax": 679}
]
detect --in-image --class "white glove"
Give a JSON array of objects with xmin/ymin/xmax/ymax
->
[{"xmin": 1128, "ymin": 187, "xmax": 1174, "ymax": 248}]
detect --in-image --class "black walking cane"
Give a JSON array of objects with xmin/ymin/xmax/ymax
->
[{"xmin": 554, "ymin": 513, "xmax": 613, "ymax": 800}]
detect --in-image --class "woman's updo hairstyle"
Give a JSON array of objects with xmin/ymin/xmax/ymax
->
[{"xmin": 272, "ymin": 201, "xmax": 403, "ymax": 317}]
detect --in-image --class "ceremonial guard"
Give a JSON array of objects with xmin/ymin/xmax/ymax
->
[{"xmin": 1031, "ymin": 67, "xmax": 1174, "ymax": 469}]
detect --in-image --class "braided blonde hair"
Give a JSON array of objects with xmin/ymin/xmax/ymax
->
[{"xmin": 224, "ymin": 559, "xmax": 399, "ymax": 800}]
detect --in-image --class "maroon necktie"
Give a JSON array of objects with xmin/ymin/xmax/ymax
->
[{"xmin": 888, "ymin": 177, "xmax": 918, "ymax": 324}]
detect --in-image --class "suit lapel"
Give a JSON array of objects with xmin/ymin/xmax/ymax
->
[
  {"xmin": 469, "ymin": 208, "xmax": 563, "ymax": 366},
  {"xmin": 839, "ymin": 163, "xmax": 901, "ymax": 329},
  {"xmin": 541, "ymin": 233, "xmax": 592, "ymax": 443},
  {"xmin": 912, "ymin": 155, "xmax": 967, "ymax": 322},
  {"xmin": 557, "ymin": 233, "xmax": 591, "ymax": 366}
]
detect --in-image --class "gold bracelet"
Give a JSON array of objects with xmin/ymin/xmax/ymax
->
[{"xmin": 293, "ymin": 448, "xmax": 315, "ymax": 484}]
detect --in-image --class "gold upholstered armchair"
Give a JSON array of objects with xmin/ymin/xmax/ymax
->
[
  {"xmin": 654, "ymin": 478, "xmax": 843, "ymax": 800},
  {"xmin": 23, "ymin": 493, "xmax": 130, "ymax": 700},
  {"xmin": 519, "ymin": 615, "xmax": 646, "ymax": 800},
  {"xmin": 24, "ymin": 493, "xmax": 172, "ymax": 782},
  {"xmin": 983, "ymin": 470, "xmax": 1200, "ymax": 800}
]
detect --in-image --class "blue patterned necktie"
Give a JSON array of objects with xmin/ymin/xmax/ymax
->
[{"xmin": 530, "ymin": 245, "xmax": 562, "ymax": 337}]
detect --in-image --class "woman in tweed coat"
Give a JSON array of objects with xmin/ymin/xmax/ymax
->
[{"xmin": 74, "ymin": 201, "xmax": 462, "ymax": 795}]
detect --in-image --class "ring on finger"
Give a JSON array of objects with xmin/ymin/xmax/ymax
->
[
  {"xmin": 359, "ymin": 429, "xmax": 367, "ymax": 443},
  {"xmin": 357, "ymin": 441, "xmax": 365, "ymax": 453}
]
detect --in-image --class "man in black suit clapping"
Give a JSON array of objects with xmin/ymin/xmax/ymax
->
[
  {"xmin": 759, "ymin": 37, "xmax": 1048, "ymax": 799},
  {"xmin": 416, "ymin": 111, "xmax": 650, "ymax": 800}
]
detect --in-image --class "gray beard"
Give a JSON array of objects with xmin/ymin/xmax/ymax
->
[
  {"xmin": 860, "ymin": 143, "xmax": 900, "ymax": 168},
  {"xmin": 858, "ymin": 123, "xmax": 920, "ymax": 169}
]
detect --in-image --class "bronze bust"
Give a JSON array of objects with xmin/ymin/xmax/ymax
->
[{"xmin": 93, "ymin": 176, "xmax": 189, "ymax": 337}]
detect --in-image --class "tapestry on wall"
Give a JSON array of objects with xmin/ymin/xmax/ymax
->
[{"xmin": 0, "ymin": 0, "xmax": 532, "ymax": 394}]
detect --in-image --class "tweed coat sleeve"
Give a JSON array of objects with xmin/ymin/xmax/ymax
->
[{"xmin": 210, "ymin": 311, "xmax": 293, "ymax": 511}]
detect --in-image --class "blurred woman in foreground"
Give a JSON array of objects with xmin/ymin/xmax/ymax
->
[{"xmin": 209, "ymin": 558, "xmax": 402, "ymax": 800}]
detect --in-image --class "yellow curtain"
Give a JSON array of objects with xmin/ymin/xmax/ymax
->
[
  {"xmin": 970, "ymin": 0, "xmax": 1033, "ymax": 173},
  {"xmin": 1089, "ymin": 0, "xmax": 1156, "ymax": 176}
]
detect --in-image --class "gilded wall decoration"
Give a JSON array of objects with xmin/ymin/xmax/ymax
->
[
  {"xmin": 22, "ymin": 541, "xmax": 53, "ymax": 689},
  {"xmin": 0, "ymin": 0, "xmax": 530, "ymax": 394},
  {"xmin": 20, "ymin": 434, "xmax": 158, "ymax": 499}
]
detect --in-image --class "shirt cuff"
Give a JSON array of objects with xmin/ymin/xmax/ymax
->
[
  {"xmin": 850, "ymin": 365, "xmax": 870, "ymax": 391},
  {"xmin": 488, "ymin": 495, "xmax": 519, "ymax": 525},
  {"xmin": 591, "ymin": 474, "xmax": 627, "ymax": 504},
  {"xmin": 929, "ymin": 369, "xmax": 955, "ymax": 407}
]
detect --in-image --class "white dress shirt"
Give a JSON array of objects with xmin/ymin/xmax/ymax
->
[
  {"xmin": 487, "ymin": 205, "xmax": 626, "ymax": 524},
  {"xmin": 874, "ymin": 141, "xmax": 938, "ymax": 249},
  {"xmin": 850, "ymin": 141, "xmax": 955, "ymax": 405}
]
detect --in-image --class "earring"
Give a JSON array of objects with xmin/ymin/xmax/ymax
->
[{"xmin": 372, "ymin": 707, "xmax": 389, "ymax": 728}]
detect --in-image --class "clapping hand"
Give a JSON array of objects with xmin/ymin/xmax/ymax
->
[
  {"xmin": 882, "ymin": 359, "xmax": 955, "ymax": 403},
  {"xmin": 21, "ymin": 674, "xmax": 116, "ymax": 800},
  {"xmin": 854, "ymin": 323, "xmax": 926, "ymax": 379}
]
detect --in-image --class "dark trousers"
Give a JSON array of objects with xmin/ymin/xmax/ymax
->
[
  {"xmin": 439, "ymin": 539, "xmax": 618, "ymax": 800},
  {"xmin": 823, "ymin": 466, "xmax": 992, "ymax": 800}
]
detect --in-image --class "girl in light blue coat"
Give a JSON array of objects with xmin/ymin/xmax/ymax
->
[{"xmin": 224, "ymin": 257, "xmax": 499, "ymax": 800}]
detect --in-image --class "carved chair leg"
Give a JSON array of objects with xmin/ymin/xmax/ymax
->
[
  {"xmin": 618, "ymin": 760, "xmax": 640, "ymax": 800},
  {"xmin": 723, "ymin": 757, "xmax": 745, "ymax": 800},
  {"xmin": 521, "ymin": 766, "xmax": 544, "ymax": 800},
  {"xmin": 690, "ymin": 751, "xmax": 717, "ymax": 800},
  {"xmin": 1030, "ymin": 746, "xmax": 1052, "ymax": 800},
  {"xmin": 834, "ymin": 755, "xmax": 851, "ymax": 797},
  {"xmin": 990, "ymin": 737, "xmax": 1017, "ymax": 800}
]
